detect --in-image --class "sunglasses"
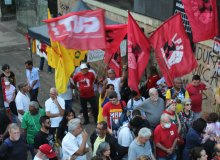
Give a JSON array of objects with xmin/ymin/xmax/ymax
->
[{"xmin": 185, "ymin": 103, "xmax": 192, "ymax": 106}]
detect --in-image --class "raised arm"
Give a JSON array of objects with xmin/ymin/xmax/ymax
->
[
  {"xmin": 120, "ymin": 64, "xmax": 128, "ymax": 83},
  {"xmin": 102, "ymin": 64, "xmax": 109, "ymax": 80}
]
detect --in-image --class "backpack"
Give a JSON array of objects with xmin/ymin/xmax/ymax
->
[
  {"xmin": 111, "ymin": 100, "xmax": 128, "ymax": 131},
  {"xmin": 131, "ymin": 97, "xmax": 143, "ymax": 109}
]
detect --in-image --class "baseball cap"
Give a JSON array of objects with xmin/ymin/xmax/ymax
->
[
  {"xmin": 18, "ymin": 82, "xmax": 27, "ymax": 89},
  {"xmin": 80, "ymin": 63, "xmax": 88, "ymax": 69},
  {"xmin": 39, "ymin": 144, "xmax": 56, "ymax": 158}
]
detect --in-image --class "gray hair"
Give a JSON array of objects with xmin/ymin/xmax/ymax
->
[
  {"xmin": 96, "ymin": 142, "xmax": 110, "ymax": 156},
  {"xmin": 29, "ymin": 101, "xmax": 39, "ymax": 109},
  {"xmin": 181, "ymin": 98, "xmax": 192, "ymax": 107},
  {"xmin": 160, "ymin": 113, "xmax": 170, "ymax": 122},
  {"xmin": 8, "ymin": 123, "xmax": 20, "ymax": 133},
  {"xmin": 50, "ymin": 87, "xmax": 58, "ymax": 94},
  {"xmin": 107, "ymin": 69, "xmax": 115, "ymax": 74},
  {"xmin": 149, "ymin": 88, "xmax": 158, "ymax": 96},
  {"xmin": 36, "ymin": 150, "xmax": 48, "ymax": 159},
  {"xmin": 68, "ymin": 118, "xmax": 81, "ymax": 133},
  {"xmin": 138, "ymin": 127, "xmax": 151, "ymax": 138},
  {"xmin": 174, "ymin": 77, "xmax": 182, "ymax": 83}
]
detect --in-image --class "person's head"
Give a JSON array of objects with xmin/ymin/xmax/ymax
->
[
  {"xmin": 214, "ymin": 143, "xmax": 220, "ymax": 158},
  {"xmin": 80, "ymin": 60, "xmax": 86, "ymax": 65},
  {"xmin": 8, "ymin": 123, "xmax": 20, "ymax": 141},
  {"xmin": 96, "ymin": 142, "xmax": 110, "ymax": 158},
  {"xmin": 106, "ymin": 84, "xmax": 114, "ymax": 95},
  {"xmin": 129, "ymin": 116, "xmax": 145, "ymax": 132},
  {"xmin": 202, "ymin": 123, "xmax": 218, "ymax": 144},
  {"xmin": 132, "ymin": 90, "xmax": 141, "ymax": 100},
  {"xmin": 174, "ymin": 77, "xmax": 182, "ymax": 89},
  {"xmin": 96, "ymin": 121, "xmax": 107, "ymax": 137},
  {"xmin": 40, "ymin": 116, "xmax": 51, "ymax": 130},
  {"xmin": 132, "ymin": 109, "xmax": 142, "ymax": 118},
  {"xmin": 192, "ymin": 118, "xmax": 207, "ymax": 133},
  {"xmin": 189, "ymin": 147, "xmax": 207, "ymax": 160},
  {"xmin": 87, "ymin": 62, "xmax": 91, "ymax": 69},
  {"xmin": 60, "ymin": 109, "xmax": 76, "ymax": 126},
  {"xmin": 206, "ymin": 113, "xmax": 218, "ymax": 123},
  {"xmin": 137, "ymin": 128, "xmax": 151, "ymax": 145},
  {"xmin": 68, "ymin": 118, "xmax": 82, "ymax": 137},
  {"xmin": 80, "ymin": 63, "xmax": 88, "ymax": 75},
  {"xmin": 149, "ymin": 66, "xmax": 159, "ymax": 76},
  {"xmin": 50, "ymin": 88, "xmax": 58, "ymax": 100},
  {"xmin": 192, "ymin": 75, "xmax": 201, "ymax": 87},
  {"xmin": 91, "ymin": 156, "xmax": 104, "ymax": 160},
  {"xmin": 161, "ymin": 113, "xmax": 171, "ymax": 129},
  {"xmin": 107, "ymin": 69, "xmax": 115, "ymax": 79},
  {"xmin": 18, "ymin": 82, "xmax": 28, "ymax": 92},
  {"xmin": 25, "ymin": 60, "xmax": 33, "ymax": 70},
  {"xmin": 4, "ymin": 77, "xmax": 11, "ymax": 86},
  {"xmin": 181, "ymin": 98, "xmax": 192, "ymax": 111},
  {"xmin": 2, "ymin": 64, "xmax": 10, "ymax": 73},
  {"xmin": 38, "ymin": 144, "xmax": 56, "ymax": 160},
  {"xmin": 149, "ymin": 88, "xmax": 158, "ymax": 102},
  {"xmin": 135, "ymin": 155, "xmax": 151, "ymax": 160},
  {"xmin": 107, "ymin": 91, "xmax": 118, "ymax": 105},
  {"xmin": 29, "ymin": 101, "xmax": 39, "ymax": 115},
  {"xmin": 166, "ymin": 99, "xmax": 177, "ymax": 113}
]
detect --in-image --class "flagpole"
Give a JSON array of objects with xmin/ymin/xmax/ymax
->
[{"xmin": 153, "ymin": 47, "xmax": 174, "ymax": 87}]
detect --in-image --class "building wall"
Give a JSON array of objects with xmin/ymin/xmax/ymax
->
[{"xmin": 57, "ymin": 0, "xmax": 218, "ymax": 117}]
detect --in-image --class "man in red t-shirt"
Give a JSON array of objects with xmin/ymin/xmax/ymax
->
[
  {"xmin": 102, "ymin": 91, "xmax": 126, "ymax": 136},
  {"xmin": 72, "ymin": 63, "xmax": 98, "ymax": 125},
  {"xmin": 186, "ymin": 75, "xmax": 212, "ymax": 121},
  {"xmin": 154, "ymin": 113, "xmax": 178, "ymax": 160}
]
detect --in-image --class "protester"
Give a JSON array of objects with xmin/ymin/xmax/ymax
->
[
  {"xmin": 34, "ymin": 116, "xmax": 58, "ymax": 160},
  {"xmin": 97, "ymin": 79, "xmax": 114, "ymax": 123},
  {"xmin": 45, "ymin": 87, "xmax": 65, "ymax": 133},
  {"xmin": 118, "ymin": 116, "xmax": 145, "ymax": 160},
  {"xmin": 72, "ymin": 63, "xmax": 98, "ymax": 125},
  {"xmin": 58, "ymin": 77, "xmax": 74, "ymax": 110},
  {"xmin": 154, "ymin": 113, "xmax": 179, "ymax": 160},
  {"xmin": 120, "ymin": 73, "xmax": 130, "ymax": 103},
  {"xmin": 189, "ymin": 147, "xmax": 208, "ymax": 160},
  {"xmin": 146, "ymin": 66, "xmax": 160, "ymax": 90},
  {"xmin": 25, "ymin": 60, "xmax": 40, "ymax": 101},
  {"xmin": 102, "ymin": 90, "xmax": 126, "ymax": 136},
  {"xmin": 128, "ymin": 127, "xmax": 155, "ymax": 160},
  {"xmin": 202, "ymin": 123, "xmax": 218, "ymax": 160},
  {"xmin": 1, "ymin": 64, "xmax": 16, "ymax": 86},
  {"xmin": 135, "ymin": 155, "xmax": 151, "ymax": 160},
  {"xmin": 0, "ymin": 123, "xmax": 27, "ymax": 160},
  {"xmin": 37, "ymin": 57, "xmax": 52, "ymax": 73},
  {"xmin": 207, "ymin": 113, "xmax": 219, "ymax": 124},
  {"xmin": 134, "ymin": 88, "xmax": 165, "ymax": 130},
  {"xmin": 3, "ymin": 77, "xmax": 16, "ymax": 123},
  {"xmin": 0, "ymin": 111, "xmax": 11, "ymax": 145},
  {"xmin": 212, "ymin": 143, "xmax": 220, "ymax": 160},
  {"xmin": 34, "ymin": 144, "xmax": 56, "ymax": 160},
  {"xmin": 62, "ymin": 118, "xmax": 89, "ymax": 160},
  {"xmin": 15, "ymin": 82, "xmax": 30, "ymax": 122},
  {"xmin": 96, "ymin": 142, "xmax": 111, "ymax": 160},
  {"xmin": 166, "ymin": 77, "xmax": 190, "ymax": 113},
  {"xmin": 182, "ymin": 118, "xmax": 207, "ymax": 160},
  {"xmin": 90, "ymin": 121, "xmax": 125, "ymax": 160},
  {"xmin": 186, "ymin": 75, "xmax": 211, "ymax": 121},
  {"xmin": 22, "ymin": 101, "xmax": 46, "ymax": 160},
  {"xmin": 178, "ymin": 98, "xmax": 194, "ymax": 158},
  {"xmin": 102, "ymin": 63, "xmax": 128, "ymax": 100},
  {"xmin": 157, "ymin": 77, "xmax": 168, "ymax": 97}
]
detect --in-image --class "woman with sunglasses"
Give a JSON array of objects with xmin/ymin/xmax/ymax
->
[
  {"xmin": 1, "ymin": 64, "xmax": 16, "ymax": 87},
  {"xmin": 178, "ymin": 98, "xmax": 195, "ymax": 159}
]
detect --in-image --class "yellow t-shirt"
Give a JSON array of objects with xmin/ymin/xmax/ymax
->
[
  {"xmin": 166, "ymin": 88, "xmax": 189, "ymax": 113},
  {"xmin": 93, "ymin": 136, "xmax": 106, "ymax": 156},
  {"xmin": 97, "ymin": 94, "xmax": 108, "ymax": 123},
  {"xmin": 69, "ymin": 50, "xmax": 87, "ymax": 66}
]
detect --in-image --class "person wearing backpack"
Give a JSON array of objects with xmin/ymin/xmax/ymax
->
[{"xmin": 0, "ymin": 123, "xmax": 27, "ymax": 160}]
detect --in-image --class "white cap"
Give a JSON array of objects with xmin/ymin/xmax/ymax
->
[{"xmin": 80, "ymin": 63, "xmax": 88, "ymax": 69}]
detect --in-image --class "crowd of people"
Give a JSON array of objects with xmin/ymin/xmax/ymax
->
[{"xmin": 0, "ymin": 60, "xmax": 220, "ymax": 160}]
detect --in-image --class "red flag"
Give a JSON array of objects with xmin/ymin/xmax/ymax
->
[
  {"xmin": 182, "ymin": 0, "xmax": 219, "ymax": 43},
  {"xmin": 43, "ymin": 9, "xmax": 106, "ymax": 50},
  {"xmin": 105, "ymin": 24, "xmax": 127, "ymax": 54},
  {"xmin": 149, "ymin": 13, "xmax": 198, "ymax": 87},
  {"xmin": 127, "ymin": 12, "xmax": 151, "ymax": 95}
]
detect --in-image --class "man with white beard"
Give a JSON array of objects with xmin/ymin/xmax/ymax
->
[
  {"xmin": 134, "ymin": 88, "xmax": 165, "ymax": 130},
  {"xmin": 34, "ymin": 144, "xmax": 56, "ymax": 160},
  {"xmin": 0, "ymin": 123, "xmax": 27, "ymax": 160}
]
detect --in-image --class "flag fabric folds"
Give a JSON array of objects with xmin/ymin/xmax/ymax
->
[
  {"xmin": 182, "ymin": 0, "xmax": 219, "ymax": 43},
  {"xmin": 127, "ymin": 12, "xmax": 151, "ymax": 95},
  {"xmin": 149, "ymin": 13, "xmax": 198, "ymax": 87},
  {"xmin": 43, "ymin": 9, "xmax": 106, "ymax": 50}
]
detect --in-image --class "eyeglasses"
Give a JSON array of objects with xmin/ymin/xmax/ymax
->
[
  {"xmin": 50, "ymin": 93, "xmax": 56, "ymax": 96},
  {"xmin": 46, "ymin": 121, "xmax": 51, "ymax": 124},
  {"xmin": 5, "ymin": 68, "xmax": 9, "ymax": 70},
  {"xmin": 96, "ymin": 128, "xmax": 104, "ymax": 132},
  {"xmin": 185, "ymin": 103, "xmax": 192, "ymax": 106}
]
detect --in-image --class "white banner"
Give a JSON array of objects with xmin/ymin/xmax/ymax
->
[{"xmin": 36, "ymin": 40, "xmax": 48, "ymax": 60}]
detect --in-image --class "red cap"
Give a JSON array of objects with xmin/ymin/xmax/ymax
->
[{"xmin": 39, "ymin": 144, "xmax": 56, "ymax": 158}]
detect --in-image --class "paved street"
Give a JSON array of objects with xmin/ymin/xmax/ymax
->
[{"xmin": 0, "ymin": 20, "xmax": 95, "ymax": 159}]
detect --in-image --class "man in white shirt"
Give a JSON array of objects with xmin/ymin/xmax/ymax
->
[
  {"xmin": 45, "ymin": 88, "xmax": 65, "ymax": 133},
  {"xmin": 62, "ymin": 118, "xmax": 89, "ymax": 160},
  {"xmin": 102, "ymin": 64, "xmax": 128, "ymax": 100},
  {"xmin": 15, "ymin": 82, "xmax": 30, "ymax": 122}
]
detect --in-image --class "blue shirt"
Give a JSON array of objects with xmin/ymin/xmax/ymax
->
[{"xmin": 26, "ymin": 67, "xmax": 40, "ymax": 89}]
